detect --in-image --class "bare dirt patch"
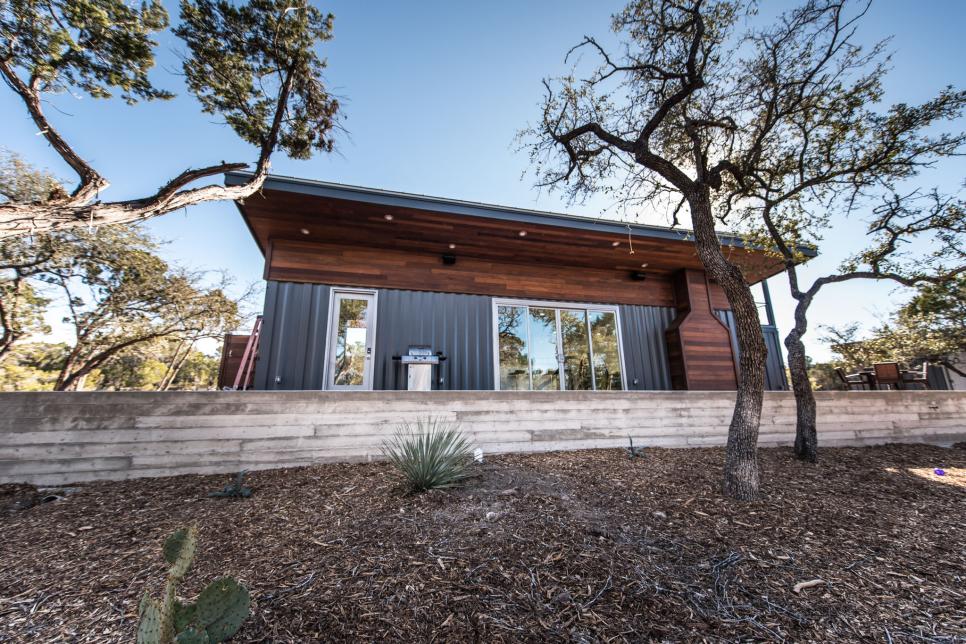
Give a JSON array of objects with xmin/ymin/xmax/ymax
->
[{"xmin": 1, "ymin": 444, "xmax": 964, "ymax": 642}]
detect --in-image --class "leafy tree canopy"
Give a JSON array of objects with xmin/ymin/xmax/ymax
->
[{"xmin": 0, "ymin": 0, "xmax": 341, "ymax": 234}]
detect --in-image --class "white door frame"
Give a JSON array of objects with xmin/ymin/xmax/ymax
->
[{"xmin": 323, "ymin": 288, "xmax": 378, "ymax": 390}]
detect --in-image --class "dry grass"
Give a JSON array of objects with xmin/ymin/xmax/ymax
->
[{"xmin": 1, "ymin": 443, "xmax": 964, "ymax": 642}]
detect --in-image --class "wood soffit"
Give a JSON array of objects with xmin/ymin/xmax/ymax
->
[{"xmin": 237, "ymin": 187, "xmax": 787, "ymax": 283}]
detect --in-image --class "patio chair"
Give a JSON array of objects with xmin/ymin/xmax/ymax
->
[
  {"xmin": 872, "ymin": 362, "xmax": 902, "ymax": 390},
  {"xmin": 835, "ymin": 368, "xmax": 867, "ymax": 391},
  {"xmin": 902, "ymin": 362, "xmax": 931, "ymax": 390}
]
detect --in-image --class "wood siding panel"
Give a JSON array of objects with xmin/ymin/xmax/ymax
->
[
  {"xmin": 216, "ymin": 334, "xmax": 253, "ymax": 390},
  {"xmin": 665, "ymin": 269, "xmax": 738, "ymax": 390},
  {"xmin": 267, "ymin": 239, "xmax": 677, "ymax": 307},
  {"xmin": 241, "ymin": 188, "xmax": 781, "ymax": 284}
]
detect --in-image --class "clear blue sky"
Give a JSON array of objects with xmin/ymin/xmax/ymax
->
[{"xmin": 1, "ymin": 0, "xmax": 964, "ymax": 361}]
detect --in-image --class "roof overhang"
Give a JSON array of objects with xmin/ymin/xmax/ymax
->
[{"xmin": 227, "ymin": 172, "xmax": 815, "ymax": 283}]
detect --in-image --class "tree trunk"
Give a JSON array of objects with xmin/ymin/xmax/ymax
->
[
  {"xmin": 785, "ymin": 325, "xmax": 817, "ymax": 462},
  {"xmin": 688, "ymin": 190, "xmax": 767, "ymax": 500}
]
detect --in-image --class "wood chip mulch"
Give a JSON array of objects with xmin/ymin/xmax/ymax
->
[{"xmin": 1, "ymin": 443, "xmax": 964, "ymax": 642}]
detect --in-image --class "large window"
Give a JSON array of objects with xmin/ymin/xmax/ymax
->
[{"xmin": 494, "ymin": 300, "xmax": 625, "ymax": 391}]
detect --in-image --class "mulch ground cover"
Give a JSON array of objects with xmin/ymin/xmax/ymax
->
[{"xmin": 1, "ymin": 443, "xmax": 964, "ymax": 642}]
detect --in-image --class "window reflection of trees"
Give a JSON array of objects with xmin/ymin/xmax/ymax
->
[
  {"xmin": 560, "ymin": 310, "xmax": 592, "ymax": 390},
  {"xmin": 334, "ymin": 299, "xmax": 368, "ymax": 386},
  {"xmin": 590, "ymin": 311, "xmax": 622, "ymax": 390},
  {"xmin": 498, "ymin": 304, "xmax": 623, "ymax": 392},
  {"xmin": 498, "ymin": 306, "xmax": 529, "ymax": 390},
  {"xmin": 528, "ymin": 308, "xmax": 560, "ymax": 390}
]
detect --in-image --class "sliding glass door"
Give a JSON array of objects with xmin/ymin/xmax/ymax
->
[{"xmin": 495, "ymin": 300, "xmax": 624, "ymax": 391}]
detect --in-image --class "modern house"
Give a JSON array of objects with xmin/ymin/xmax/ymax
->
[{"xmin": 224, "ymin": 173, "xmax": 802, "ymax": 393}]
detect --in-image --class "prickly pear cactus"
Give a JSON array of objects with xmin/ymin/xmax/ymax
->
[
  {"xmin": 174, "ymin": 626, "xmax": 209, "ymax": 643},
  {"xmin": 137, "ymin": 528, "xmax": 250, "ymax": 643},
  {"xmin": 164, "ymin": 527, "xmax": 197, "ymax": 579},
  {"xmin": 138, "ymin": 594, "xmax": 164, "ymax": 644},
  {"xmin": 172, "ymin": 600, "xmax": 197, "ymax": 633},
  {"xmin": 196, "ymin": 577, "xmax": 251, "ymax": 643}
]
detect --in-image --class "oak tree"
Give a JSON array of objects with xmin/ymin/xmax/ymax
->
[
  {"xmin": 524, "ymin": 0, "xmax": 965, "ymax": 496},
  {"xmin": 0, "ymin": 0, "xmax": 340, "ymax": 237},
  {"xmin": 720, "ymin": 0, "xmax": 966, "ymax": 462}
]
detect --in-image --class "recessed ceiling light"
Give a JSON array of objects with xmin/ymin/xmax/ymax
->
[
  {"xmin": 518, "ymin": 230, "xmax": 527, "ymax": 237},
  {"xmin": 384, "ymin": 214, "xmax": 394, "ymax": 221},
  {"xmin": 640, "ymin": 263, "xmax": 648, "ymax": 268},
  {"xmin": 300, "ymin": 228, "xmax": 310, "ymax": 235},
  {"xmin": 448, "ymin": 243, "xmax": 456, "ymax": 249},
  {"xmin": 611, "ymin": 241, "xmax": 620, "ymax": 247}
]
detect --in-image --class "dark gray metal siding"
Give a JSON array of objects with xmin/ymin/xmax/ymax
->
[
  {"xmin": 715, "ymin": 310, "xmax": 789, "ymax": 391},
  {"xmin": 255, "ymin": 282, "xmax": 493, "ymax": 391},
  {"xmin": 619, "ymin": 305, "xmax": 675, "ymax": 390},
  {"xmin": 254, "ymin": 282, "xmax": 331, "ymax": 390},
  {"xmin": 256, "ymin": 281, "xmax": 680, "ymax": 391},
  {"xmin": 374, "ymin": 289, "xmax": 493, "ymax": 390}
]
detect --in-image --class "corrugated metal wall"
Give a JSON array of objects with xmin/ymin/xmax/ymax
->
[
  {"xmin": 374, "ymin": 289, "xmax": 493, "ymax": 390},
  {"xmin": 256, "ymin": 281, "xmax": 684, "ymax": 391},
  {"xmin": 619, "ymin": 304, "xmax": 675, "ymax": 390},
  {"xmin": 715, "ymin": 309, "xmax": 789, "ymax": 391},
  {"xmin": 253, "ymin": 282, "xmax": 331, "ymax": 390},
  {"xmin": 255, "ymin": 282, "xmax": 494, "ymax": 391}
]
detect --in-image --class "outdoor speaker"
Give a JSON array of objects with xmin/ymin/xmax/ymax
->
[
  {"xmin": 630, "ymin": 271, "xmax": 647, "ymax": 281},
  {"xmin": 441, "ymin": 253, "xmax": 457, "ymax": 265}
]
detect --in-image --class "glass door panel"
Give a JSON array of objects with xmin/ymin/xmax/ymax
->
[
  {"xmin": 497, "ymin": 305, "xmax": 530, "ymax": 390},
  {"xmin": 559, "ymin": 309, "xmax": 592, "ymax": 390},
  {"xmin": 327, "ymin": 292, "xmax": 375, "ymax": 389},
  {"xmin": 589, "ymin": 310, "xmax": 623, "ymax": 390},
  {"xmin": 528, "ymin": 308, "xmax": 560, "ymax": 390}
]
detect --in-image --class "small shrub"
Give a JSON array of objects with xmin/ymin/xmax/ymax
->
[
  {"xmin": 382, "ymin": 418, "xmax": 474, "ymax": 492},
  {"xmin": 209, "ymin": 471, "xmax": 253, "ymax": 499},
  {"xmin": 137, "ymin": 526, "xmax": 250, "ymax": 643},
  {"xmin": 627, "ymin": 436, "xmax": 645, "ymax": 459}
]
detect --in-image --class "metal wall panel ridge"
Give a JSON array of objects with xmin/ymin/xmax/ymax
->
[
  {"xmin": 254, "ymin": 282, "xmax": 330, "ymax": 390},
  {"xmin": 618, "ymin": 304, "xmax": 675, "ymax": 390},
  {"xmin": 374, "ymin": 289, "xmax": 494, "ymax": 390}
]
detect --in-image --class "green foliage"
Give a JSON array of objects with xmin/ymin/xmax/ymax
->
[
  {"xmin": 0, "ymin": 0, "xmax": 173, "ymax": 103},
  {"xmin": 137, "ymin": 527, "xmax": 251, "ymax": 644},
  {"xmin": 209, "ymin": 471, "xmax": 253, "ymax": 499},
  {"xmin": 174, "ymin": 0, "xmax": 340, "ymax": 159},
  {"xmin": 0, "ymin": 222, "xmax": 242, "ymax": 390},
  {"xmin": 806, "ymin": 360, "xmax": 847, "ymax": 392},
  {"xmin": 0, "ymin": 149, "xmax": 65, "ymax": 203},
  {"xmin": 824, "ymin": 277, "xmax": 966, "ymax": 377},
  {"xmin": 0, "ymin": 342, "xmax": 67, "ymax": 390},
  {"xmin": 382, "ymin": 418, "xmax": 475, "ymax": 493}
]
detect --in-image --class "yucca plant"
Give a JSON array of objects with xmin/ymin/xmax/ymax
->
[{"xmin": 382, "ymin": 418, "xmax": 474, "ymax": 492}]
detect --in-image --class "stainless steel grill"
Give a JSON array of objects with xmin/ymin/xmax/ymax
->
[{"xmin": 393, "ymin": 345, "xmax": 445, "ymax": 391}]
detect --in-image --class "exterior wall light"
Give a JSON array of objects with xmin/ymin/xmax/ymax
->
[
  {"xmin": 518, "ymin": 230, "xmax": 527, "ymax": 237},
  {"xmin": 300, "ymin": 228, "xmax": 310, "ymax": 235},
  {"xmin": 384, "ymin": 214, "xmax": 394, "ymax": 221}
]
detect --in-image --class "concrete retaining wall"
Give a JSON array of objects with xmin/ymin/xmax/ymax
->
[{"xmin": 1, "ymin": 390, "xmax": 964, "ymax": 485}]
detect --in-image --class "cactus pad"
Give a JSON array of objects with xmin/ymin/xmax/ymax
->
[
  {"xmin": 137, "ymin": 595, "xmax": 163, "ymax": 644},
  {"xmin": 172, "ymin": 600, "xmax": 197, "ymax": 633},
  {"xmin": 196, "ymin": 577, "xmax": 250, "ymax": 643},
  {"xmin": 174, "ymin": 626, "xmax": 210, "ymax": 644},
  {"xmin": 163, "ymin": 527, "xmax": 197, "ymax": 578}
]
